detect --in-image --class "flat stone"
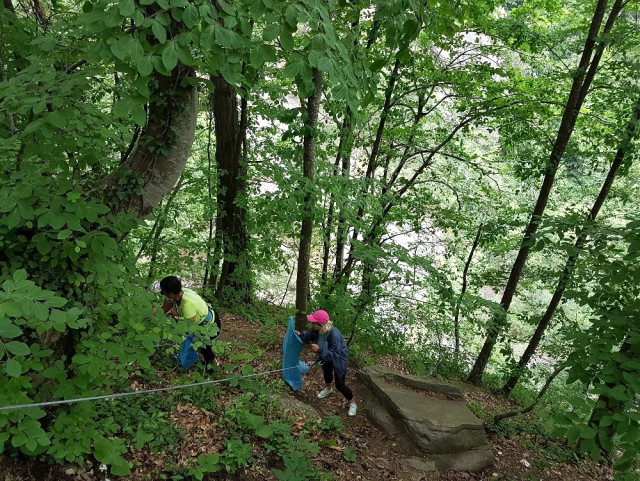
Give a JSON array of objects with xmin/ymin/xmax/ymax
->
[
  {"xmin": 363, "ymin": 365, "xmax": 464, "ymax": 399},
  {"xmin": 406, "ymin": 457, "xmax": 438, "ymax": 473},
  {"xmin": 359, "ymin": 365, "xmax": 494, "ymax": 473}
]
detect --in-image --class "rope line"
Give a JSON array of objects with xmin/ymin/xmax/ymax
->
[{"xmin": 0, "ymin": 366, "xmax": 299, "ymax": 412}]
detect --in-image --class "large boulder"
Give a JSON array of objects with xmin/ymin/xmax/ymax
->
[{"xmin": 359, "ymin": 365, "xmax": 494, "ymax": 473}]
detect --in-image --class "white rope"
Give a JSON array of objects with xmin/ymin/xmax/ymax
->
[{"xmin": 0, "ymin": 366, "xmax": 300, "ymax": 412}]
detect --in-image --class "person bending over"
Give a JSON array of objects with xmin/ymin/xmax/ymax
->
[
  {"xmin": 296, "ymin": 309, "xmax": 357, "ymax": 416},
  {"xmin": 159, "ymin": 275, "xmax": 221, "ymax": 368}
]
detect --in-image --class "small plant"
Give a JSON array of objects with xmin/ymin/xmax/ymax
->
[
  {"xmin": 221, "ymin": 439, "xmax": 253, "ymax": 473},
  {"xmin": 183, "ymin": 453, "xmax": 222, "ymax": 480},
  {"xmin": 318, "ymin": 414, "xmax": 344, "ymax": 435},
  {"xmin": 343, "ymin": 446, "xmax": 356, "ymax": 462}
]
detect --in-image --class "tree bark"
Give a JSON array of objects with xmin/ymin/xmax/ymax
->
[
  {"xmin": 467, "ymin": 0, "xmax": 622, "ymax": 385},
  {"xmin": 501, "ymin": 97, "xmax": 640, "ymax": 396},
  {"xmin": 99, "ymin": 66, "xmax": 198, "ymax": 218},
  {"xmin": 322, "ymin": 110, "xmax": 353, "ymax": 286},
  {"xmin": 211, "ymin": 73, "xmax": 251, "ymax": 304},
  {"xmin": 295, "ymin": 68, "xmax": 323, "ymax": 330},
  {"xmin": 455, "ymin": 223, "xmax": 483, "ymax": 356}
]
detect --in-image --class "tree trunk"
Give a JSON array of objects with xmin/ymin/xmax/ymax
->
[
  {"xmin": 322, "ymin": 110, "xmax": 353, "ymax": 286},
  {"xmin": 203, "ymin": 107, "xmax": 216, "ymax": 289},
  {"xmin": 454, "ymin": 223, "xmax": 483, "ymax": 356},
  {"xmin": 99, "ymin": 66, "xmax": 198, "ymax": 218},
  {"xmin": 467, "ymin": 0, "xmax": 623, "ymax": 385},
  {"xmin": 501, "ymin": 97, "xmax": 640, "ymax": 396},
  {"xmin": 211, "ymin": 73, "xmax": 251, "ymax": 304},
  {"xmin": 295, "ymin": 68, "xmax": 323, "ymax": 330}
]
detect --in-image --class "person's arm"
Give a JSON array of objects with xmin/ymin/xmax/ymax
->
[
  {"xmin": 162, "ymin": 300, "xmax": 179, "ymax": 317},
  {"xmin": 296, "ymin": 329, "xmax": 314, "ymax": 343}
]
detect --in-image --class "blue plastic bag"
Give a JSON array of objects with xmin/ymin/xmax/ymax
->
[
  {"xmin": 179, "ymin": 334, "xmax": 200, "ymax": 370},
  {"xmin": 282, "ymin": 316, "xmax": 308, "ymax": 390}
]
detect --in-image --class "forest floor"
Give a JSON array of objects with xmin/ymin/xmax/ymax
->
[{"xmin": 1, "ymin": 312, "xmax": 615, "ymax": 481}]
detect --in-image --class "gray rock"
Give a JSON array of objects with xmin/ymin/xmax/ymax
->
[
  {"xmin": 359, "ymin": 365, "xmax": 494, "ymax": 473},
  {"xmin": 406, "ymin": 457, "xmax": 438, "ymax": 472},
  {"xmin": 271, "ymin": 393, "xmax": 321, "ymax": 421}
]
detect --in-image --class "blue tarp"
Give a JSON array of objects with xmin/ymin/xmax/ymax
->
[{"xmin": 282, "ymin": 316, "xmax": 309, "ymax": 390}]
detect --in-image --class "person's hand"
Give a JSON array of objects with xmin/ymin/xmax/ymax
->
[
  {"xmin": 294, "ymin": 330, "xmax": 300, "ymax": 335},
  {"xmin": 310, "ymin": 343, "xmax": 319, "ymax": 353}
]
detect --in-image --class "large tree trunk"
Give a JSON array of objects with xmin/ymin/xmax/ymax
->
[
  {"xmin": 211, "ymin": 74, "xmax": 251, "ymax": 304},
  {"xmin": 100, "ymin": 66, "xmax": 198, "ymax": 218},
  {"xmin": 295, "ymin": 68, "xmax": 324, "ymax": 330},
  {"xmin": 501, "ymin": 98, "xmax": 640, "ymax": 396},
  {"xmin": 467, "ymin": 0, "xmax": 624, "ymax": 385}
]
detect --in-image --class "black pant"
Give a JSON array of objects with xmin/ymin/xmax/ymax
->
[
  {"xmin": 322, "ymin": 362, "xmax": 353, "ymax": 401},
  {"xmin": 201, "ymin": 310, "xmax": 221, "ymax": 365}
]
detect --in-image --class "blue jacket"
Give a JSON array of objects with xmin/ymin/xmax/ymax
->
[{"xmin": 299, "ymin": 326, "xmax": 349, "ymax": 377}]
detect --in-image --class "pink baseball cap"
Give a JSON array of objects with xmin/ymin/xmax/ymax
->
[{"xmin": 307, "ymin": 309, "xmax": 330, "ymax": 324}]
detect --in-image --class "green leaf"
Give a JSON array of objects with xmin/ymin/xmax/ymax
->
[
  {"xmin": 5, "ymin": 359, "xmax": 22, "ymax": 377},
  {"xmin": 214, "ymin": 25, "xmax": 233, "ymax": 48},
  {"xmin": 282, "ymin": 59, "xmax": 301, "ymax": 78},
  {"xmin": 131, "ymin": 104, "xmax": 147, "ymax": 127},
  {"xmin": 47, "ymin": 111, "xmax": 67, "ymax": 129},
  {"xmin": 279, "ymin": 28, "xmax": 293, "ymax": 52},
  {"xmin": 0, "ymin": 318, "xmax": 23, "ymax": 338},
  {"xmin": 344, "ymin": 445, "xmax": 356, "ymax": 462},
  {"xmin": 217, "ymin": 0, "xmax": 235, "ymax": 15},
  {"xmin": 183, "ymin": 4, "xmax": 199, "ymax": 28},
  {"xmin": 119, "ymin": 0, "xmax": 136, "ymax": 17},
  {"xmin": 113, "ymin": 99, "xmax": 131, "ymax": 118},
  {"xmin": 13, "ymin": 270, "xmax": 27, "ymax": 283},
  {"xmin": 285, "ymin": 5, "xmax": 297, "ymax": 26},
  {"xmin": 162, "ymin": 42, "xmax": 178, "ymax": 70},
  {"xmin": 201, "ymin": 25, "xmax": 215, "ymax": 47},
  {"xmin": 136, "ymin": 56, "xmax": 154, "ymax": 76},
  {"xmin": 152, "ymin": 21, "xmax": 167, "ymax": 44},
  {"xmin": 250, "ymin": 45, "xmax": 265, "ymax": 68},
  {"xmin": 609, "ymin": 385, "xmax": 629, "ymax": 402},
  {"xmin": 566, "ymin": 425, "xmax": 580, "ymax": 443},
  {"xmin": 255, "ymin": 424, "xmax": 273, "ymax": 438},
  {"xmin": 317, "ymin": 56, "xmax": 332, "ymax": 73},
  {"xmin": 110, "ymin": 455, "xmax": 131, "ymax": 475},
  {"xmin": 262, "ymin": 24, "xmax": 279, "ymax": 42},
  {"xmin": 5, "ymin": 341, "xmax": 30, "ymax": 356},
  {"xmin": 579, "ymin": 425, "xmax": 597, "ymax": 439}
]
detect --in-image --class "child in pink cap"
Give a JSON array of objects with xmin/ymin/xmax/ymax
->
[{"xmin": 296, "ymin": 310, "xmax": 357, "ymax": 416}]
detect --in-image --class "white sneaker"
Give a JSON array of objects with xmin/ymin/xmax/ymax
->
[
  {"xmin": 317, "ymin": 388, "xmax": 333, "ymax": 398},
  {"xmin": 348, "ymin": 403, "xmax": 357, "ymax": 416}
]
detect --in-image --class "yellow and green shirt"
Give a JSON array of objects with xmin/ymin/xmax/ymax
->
[{"xmin": 178, "ymin": 288, "xmax": 209, "ymax": 322}]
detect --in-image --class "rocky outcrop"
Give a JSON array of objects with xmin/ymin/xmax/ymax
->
[{"xmin": 359, "ymin": 365, "xmax": 494, "ymax": 473}]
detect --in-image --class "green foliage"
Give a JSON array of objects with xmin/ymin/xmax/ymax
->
[{"xmin": 343, "ymin": 445, "xmax": 356, "ymax": 462}]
